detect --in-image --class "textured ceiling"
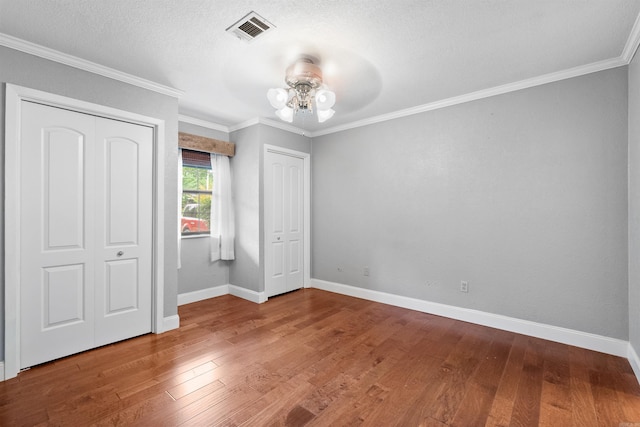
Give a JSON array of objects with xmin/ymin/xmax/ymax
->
[{"xmin": 1, "ymin": 1, "xmax": 639, "ymax": 133}]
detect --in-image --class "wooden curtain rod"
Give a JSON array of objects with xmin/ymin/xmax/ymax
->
[{"xmin": 178, "ymin": 132, "xmax": 235, "ymax": 157}]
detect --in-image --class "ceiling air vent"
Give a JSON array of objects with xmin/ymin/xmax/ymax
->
[{"xmin": 226, "ymin": 11, "xmax": 274, "ymax": 42}]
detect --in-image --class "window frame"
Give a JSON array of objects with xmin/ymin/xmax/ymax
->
[{"xmin": 180, "ymin": 151, "xmax": 213, "ymax": 237}]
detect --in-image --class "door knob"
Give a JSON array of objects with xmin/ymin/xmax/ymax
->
[{"xmin": 117, "ymin": 251, "xmax": 124, "ymax": 257}]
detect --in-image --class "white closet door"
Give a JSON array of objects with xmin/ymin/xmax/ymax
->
[
  {"xmin": 264, "ymin": 151, "xmax": 304, "ymax": 297},
  {"xmin": 93, "ymin": 118, "xmax": 152, "ymax": 346},
  {"xmin": 19, "ymin": 101, "xmax": 153, "ymax": 368},
  {"xmin": 20, "ymin": 102, "xmax": 97, "ymax": 368}
]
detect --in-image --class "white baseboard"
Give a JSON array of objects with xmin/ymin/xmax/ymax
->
[
  {"xmin": 310, "ymin": 279, "xmax": 629, "ymax": 358},
  {"xmin": 178, "ymin": 285, "xmax": 230, "ymax": 306},
  {"xmin": 629, "ymin": 343, "xmax": 640, "ymax": 385},
  {"xmin": 162, "ymin": 314, "xmax": 180, "ymax": 332},
  {"xmin": 0, "ymin": 361, "xmax": 4, "ymax": 382},
  {"xmin": 177, "ymin": 284, "xmax": 267, "ymax": 306},
  {"xmin": 229, "ymin": 285, "xmax": 267, "ymax": 304}
]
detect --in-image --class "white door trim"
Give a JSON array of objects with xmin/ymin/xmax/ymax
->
[
  {"xmin": 263, "ymin": 144, "xmax": 311, "ymax": 292},
  {"xmin": 4, "ymin": 84, "xmax": 166, "ymax": 379}
]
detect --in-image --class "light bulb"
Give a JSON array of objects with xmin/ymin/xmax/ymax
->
[
  {"xmin": 267, "ymin": 88, "xmax": 289, "ymax": 109},
  {"xmin": 315, "ymin": 89, "xmax": 336, "ymax": 110},
  {"xmin": 276, "ymin": 107, "xmax": 294, "ymax": 123},
  {"xmin": 317, "ymin": 108, "xmax": 335, "ymax": 123}
]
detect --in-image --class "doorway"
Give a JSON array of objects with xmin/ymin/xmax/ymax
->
[{"xmin": 263, "ymin": 145, "xmax": 311, "ymax": 298}]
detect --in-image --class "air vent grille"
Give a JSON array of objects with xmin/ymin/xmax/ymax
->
[{"xmin": 226, "ymin": 11, "xmax": 274, "ymax": 42}]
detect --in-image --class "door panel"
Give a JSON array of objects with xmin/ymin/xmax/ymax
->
[
  {"xmin": 43, "ymin": 264, "xmax": 85, "ymax": 328},
  {"xmin": 43, "ymin": 128, "xmax": 85, "ymax": 250},
  {"xmin": 20, "ymin": 102, "xmax": 96, "ymax": 368},
  {"xmin": 287, "ymin": 162, "xmax": 303, "ymax": 289},
  {"xmin": 105, "ymin": 137, "xmax": 139, "ymax": 246},
  {"xmin": 272, "ymin": 242, "xmax": 285, "ymax": 277},
  {"xmin": 289, "ymin": 166, "xmax": 301, "ymax": 233},
  {"xmin": 94, "ymin": 118, "xmax": 152, "ymax": 346},
  {"xmin": 289, "ymin": 239, "xmax": 301, "ymax": 273},
  {"xmin": 265, "ymin": 151, "xmax": 304, "ymax": 297},
  {"xmin": 265, "ymin": 154, "xmax": 286, "ymax": 296},
  {"xmin": 272, "ymin": 163, "xmax": 284, "ymax": 234},
  {"xmin": 105, "ymin": 259, "xmax": 139, "ymax": 314}
]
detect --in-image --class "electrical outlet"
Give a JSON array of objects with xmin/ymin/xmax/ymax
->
[
  {"xmin": 363, "ymin": 266, "xmax": 370, "ymax": 276},
  {"xmin": 460, "ymin": 281, "xmax": 469, "ymax": 293}
]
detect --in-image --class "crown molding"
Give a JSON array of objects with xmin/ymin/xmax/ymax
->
[
  {"xmin": 309, "ymin": 56, "xmax": 627, "ymax": 138},
  {"xmin": 228, "ymin": 117, "xmax": 308, "ymax": 136},
  {"xmin": 0, "ymin": 32, "xmax": 184, "ymax": 98},
  {"xmin": 623, "ymin": 10, "xmax": 640, "ymax": 63},
  {"xmin": 178, "ymin": 114, "xmax": 229, "ymax": 133},
  {"xmin": 258, "ymin": 118, "xmax": 309, "ymax": 136},
  {"xmin": 228, "ymin": 117, "xmax": 260, "ymax": 133}
]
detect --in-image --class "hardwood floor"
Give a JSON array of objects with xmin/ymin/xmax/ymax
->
[{"xmin": 1, "ymin": 288, "xmax": 639, "ymax": 426}]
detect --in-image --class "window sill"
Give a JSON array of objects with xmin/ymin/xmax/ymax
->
[{"xmin": 181, "ymin": 234, "xmax": 210, "ymax": 240}]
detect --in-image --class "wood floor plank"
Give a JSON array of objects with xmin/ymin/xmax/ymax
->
[
  {"xmin": 237, "ymin": 376, "xmax": 316, "ymax": 426},
  {"xmin": 308, "ymin": 383, "xmax": 391, "ymax": 426},
  {"xmin": 590, "ymin": 369, "xmax": 627, "ymax": 425},
  {"xmin": 0, "ymin": 288, "xmax": 638, "ymax": 426},
  {"xmin": 618, "ymin": 372, "xmax": 640, "ymax": 423},
  {"xmin": 361, "ymin": 338, "xmax": 450, "ymax": 426},
  {"xmin": 396, "ymin": 325, "xmax": 497, "ymax": 426},
  {"xmin": 538, "ymin": 341, "xmax": 572, "ymax": 427},
  {"xmin": 167, "ymin": 369, "xmax": 222, "ymax": 400},
  {"xmin": 175, "ymin": 383, "xmax": 262, "ymax": 426},
  {"xmin": 449, "ymin": 330, "xmax": 514, "ymax": 426},
  {"xmin": 221, "ymin": 373, "xmax": 313, "ymax": 425},
  {"xmin": 509, "ymin": 338, "xmax": 546, "ymax": 426},
  {"xmin": 430, "ymin": 326, "xmax": 498, "ymax": 424}
]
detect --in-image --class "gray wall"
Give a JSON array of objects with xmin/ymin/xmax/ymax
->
[
  {"xmin": 0, "ymin": 46, "xmax": 180, "ymax": 360},
  {"xmin": 312, "ymin": 67, "xmax": 629, "ymax": 339},
  {"xmin": 629, "ymin": 50, "xmax": 640, "ymax": 352},
  {"xmin": 229, "ymin": 124, "xmax": 311, "ymax": 292},
  {"xmin": 229, "ymin": 125, "xmax": 261, "ymax": 291},
  {"xmin": 177, "ymin": 122, "xmax": 231, "ymax": 294}
]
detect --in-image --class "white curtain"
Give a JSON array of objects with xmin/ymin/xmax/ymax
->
[
  {"xmin": 210, "ymin": 154, "xmax": 235, "ymax": 261},
  {"xmin": 177, "ymin": 149, "xmax": 183, "ymax": 269}
]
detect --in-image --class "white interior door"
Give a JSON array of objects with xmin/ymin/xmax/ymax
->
[
  {"xmin": 19, "ymin": 101, "xmax": 152, "ymax": 368},
  {"xmin": 93, "ymin": 118, "xmax": 152, "ymax": 346},
  {"xmin": 20, "ymin": 102, "xmax": 96, "ymax": 368},
  {"xmin": 265, "ymin": 150, "xmax": 304, "ymax": 298}
]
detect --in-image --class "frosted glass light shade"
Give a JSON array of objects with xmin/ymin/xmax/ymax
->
[
  {"xmin": 267, "ymin": 88, "xmax": 289, "ymax": 109},
  {"xmin": 315, "ymin": 89, "xmax": 336, "ymax": 110},
  {"xmin": 317, "ymin": 108, "xmax": 335, "ymax": 123},
  {"xmin": 276, "ymin": 106, "xmax": 294, "ymax": 123}
]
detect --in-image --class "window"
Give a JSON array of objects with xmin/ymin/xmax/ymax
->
[{"xmin": 181, "ymin": 150, "xmax": 213, "ymax": 236}]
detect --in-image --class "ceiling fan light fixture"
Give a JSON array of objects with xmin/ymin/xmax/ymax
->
[{"xmin": 267, "ymin": 57, "xmax": 336, "ymax": 123}]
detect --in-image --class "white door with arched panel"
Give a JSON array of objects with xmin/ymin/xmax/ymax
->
[
  {"xmin": 264, "ymin": 149, "xmax": 305, "ymax": 298},
  {"xmin": 93, "ymin": 118, "xmax": 152, "ymax": 347}
]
